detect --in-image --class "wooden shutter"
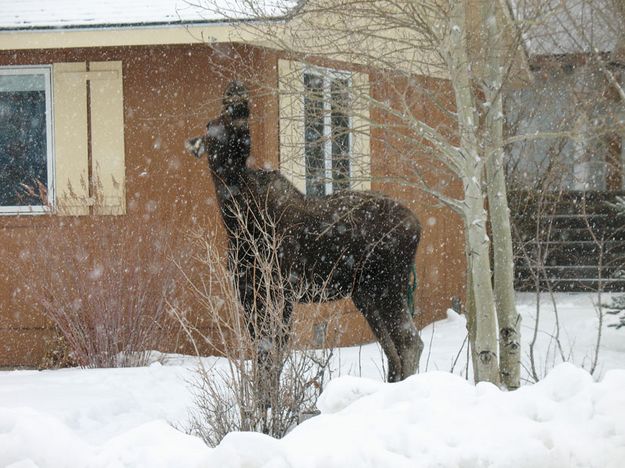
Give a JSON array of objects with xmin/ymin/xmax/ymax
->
[
  {"xmin": 278, "ymin": 59, "xmax": 306, "ymax": 193},
  {"xmin": 89, "ymin": 61, "xmax": 126, "ymax": 215},
  {"xmin": 350, "ymin": 71, "xmax": 371, "ymax": 191},
  {"xmin": 52, "ymin": 62, "xmax": 90, "ymax": 216},
  {"xmin": 52, "ymin": 61, "xmax": 126, "ymax": 216}
]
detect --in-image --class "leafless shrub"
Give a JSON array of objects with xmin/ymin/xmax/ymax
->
[
  {"xmin": 13, "ymin": 215, "xmax": 186, "ymax": 368},
  {"xmin": 173, "ymin": 206, "xmax": 338, "ymax": 446}
]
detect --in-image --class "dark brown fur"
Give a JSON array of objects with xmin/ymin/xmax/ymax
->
[{"xmin": 187, "ymin": 82, "xmax": 423, "ymax": 381}]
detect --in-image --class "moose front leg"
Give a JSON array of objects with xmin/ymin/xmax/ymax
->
[
  {"xmin": 239, "ymin": 274, "xmax": 293, "ymax": 410},
  {"xmin": 256, "ymin": 301, "xmax": 293, "ymax": 411},
  {"xmin": 238, "ymin": 278, "xmax": 271, "ymax": 409}
]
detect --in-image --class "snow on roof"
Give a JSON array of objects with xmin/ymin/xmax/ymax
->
[
  {"xmin": 510, "ymin": 0, "xmax": 623, "ymax": 56},
  {"xmin": 0, "ymin": 0, "xmax": 296, "ymax": 31}
]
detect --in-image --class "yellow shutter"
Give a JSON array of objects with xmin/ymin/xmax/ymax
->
[
  {"xmin": 350, "ymin": 71, "xmax": 371, "ymax": 191},
  {"xmin": 52, "ymin": 62, "xmax": 90, "ymax": 216},
  {"xmin": 89, "ymin": 61, "xmax": 126, "ymax": 215},
  {"xmin": 278, "ymin": 59, "xmax": 306, "ymax": 193}
]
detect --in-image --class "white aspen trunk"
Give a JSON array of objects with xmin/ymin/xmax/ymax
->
[
  {"xmin": 480, "ymin": 0, "xmax": 521, "ymax": 390},
  {"xmin": 445, "ymin": 0, "xmax": 501, "ymax": 385},
  {"xmin": 486, "ymin": 147, "xmax": 521, "ymax": 389},
  {"xmin": 464, "ymin": 177, "xmax": 501, "ymax": 384}
]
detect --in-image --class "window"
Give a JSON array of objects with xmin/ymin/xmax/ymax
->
[
  {"xmin": 0, "ymin": 67, "xmax": 53, "ymax": 214},
  {"xmin": 506, "ymin": 65, "xmax": 625, "ymax": 192},
  {"xmin": 304, "ymin": 70, "xmax": 351, "ymax": 196},
  {"xmin": 278, "ymin": 59, "xmax": 370, "ymax": 194}
]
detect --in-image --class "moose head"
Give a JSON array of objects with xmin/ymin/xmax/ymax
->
[{"xmin": 185, "ymin": 81, "xmax": 251, "ymax": 176}]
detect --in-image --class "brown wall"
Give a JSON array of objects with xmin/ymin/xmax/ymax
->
[
  {"xmin": 0, "ymin": 43, "xmax": 464, "ymax": 367},
  {"xmin": 370, "ymin": 72, "xmax": 466, "ymax": 329}
]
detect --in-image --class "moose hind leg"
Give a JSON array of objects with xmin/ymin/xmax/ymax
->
[
  {"xmin": 352, "ymin": 290, "xmax": 403, "ymax": 382},
  {"xmin": 389, "ymin": 292, "xmax": 423, "ymax": 379},
  {"xmin": 371, "ymin": 289, "xmax": 423, "ymax": 381},
  {"xmin": 398, "ymin": 316, "xmax": 423, "ymax": 379}
]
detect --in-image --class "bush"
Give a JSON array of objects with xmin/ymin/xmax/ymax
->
[
  {"xmin": 174, "ymin": 215, "xmax": 337, "ymax": 445},
  {"xmin": 14, "ymin": 216, "xmax": 186, "ymax": 368}
]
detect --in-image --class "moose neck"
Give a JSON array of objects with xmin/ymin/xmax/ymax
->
[{"xmin": 209, "ymin": 124, "xmax": 251, "ymax": 228}]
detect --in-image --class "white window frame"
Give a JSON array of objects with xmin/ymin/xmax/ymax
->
[
  {"xmin": 303, "ymin": 66, "xmax": 353, "ymax": 196},
  {"xmin": 0, "ymin": 65, "xmax": 54, "ymax": 215}
]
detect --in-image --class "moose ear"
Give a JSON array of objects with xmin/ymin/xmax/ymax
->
[{"xmin": 185, "ymin": 136, "xmax": 205, "ymax": 159}]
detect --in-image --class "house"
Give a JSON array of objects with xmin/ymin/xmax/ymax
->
[
  {"xmin": 0, "ymin": 0, "xmax": 469, "ymax": 367},
  {"xmin": 505, "ymin": 0, "xmax": 625, "ymax": 291}
]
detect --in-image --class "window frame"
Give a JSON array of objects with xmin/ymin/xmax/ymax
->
[
  {"xmin": 0, "ymin": 65, "xmax": 54, "ymax": 215},
  {"xmin": 303, "ymin": 66, "xmax": 353, "ymax": 196}
]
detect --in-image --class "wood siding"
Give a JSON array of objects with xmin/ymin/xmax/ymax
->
[{"xmin": 0, "ymin": 44, "xmax": 464, "ymax": 367}]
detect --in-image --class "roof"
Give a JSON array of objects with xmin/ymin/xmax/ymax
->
[{"xmin": 0, "ymin": 0, "xmax": 295, "ymax": 31}]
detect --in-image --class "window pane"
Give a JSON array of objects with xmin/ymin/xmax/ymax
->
[
  {"xmin": 331, "ymin": 78, "xmax": 350, "ymax": 192},
  {"xmin": 0, "ymin": 72, "xmax": 48, "ymax": 208},
  {"xmin": 304, "ymin": 73, "xmax": 326, "ymax": 197}
]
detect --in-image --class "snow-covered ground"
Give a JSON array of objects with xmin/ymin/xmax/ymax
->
[{"xmin": 1, "ymin": 293, "xmax": 624, "ymax": 467}]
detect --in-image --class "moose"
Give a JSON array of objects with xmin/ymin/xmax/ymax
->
[{"xmin": 186, "ymin": 81, "xmax": 423, "ymax": 382}]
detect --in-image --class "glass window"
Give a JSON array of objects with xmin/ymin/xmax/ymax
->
[
  {"xmin": 505, "ymin": 65, "xmax": 624, "ymax": 192},
  {"xmin": 331, "ymin": 78, "xmax": 350, "ymax": 192},
  {"xmin": 304, "ymin": 72, "xmax": 326, "ymax": 197},
  {"xmin": 0, "ymin": 67, "xmax": 53, "ymax": 213},
  {"xmin": 304, "ymin": 69, "xmax": 352, "ymax": 196}
]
